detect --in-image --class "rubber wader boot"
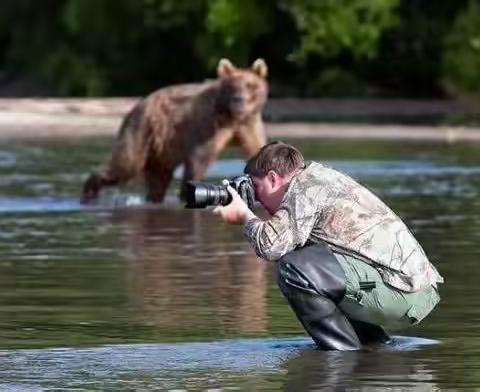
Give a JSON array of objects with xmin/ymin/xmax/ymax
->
[
  {"xmin": 277, "ymin": 243, "xmax": 388, "ymax": 350},
  {"xmin": 348, "ymin": 319, "xmax": 391, "ymax": 345}
]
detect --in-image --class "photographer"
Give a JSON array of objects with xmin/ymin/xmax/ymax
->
[{"xmin": 213, "ymin": 141, "xmax": 443, "ymax": 350}]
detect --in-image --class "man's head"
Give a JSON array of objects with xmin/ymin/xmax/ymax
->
[{"xmin": 244, "ymin": 141, "xmax": 305, "ymax": 214}]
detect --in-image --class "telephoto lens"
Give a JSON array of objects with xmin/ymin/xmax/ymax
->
[
  {"xmin": 184, "ymin": 175, "xmax": 255, "ymax": 209},
  {"xmin": 184, "ymin": 181, "xmax": 231, "ymax": 208}
]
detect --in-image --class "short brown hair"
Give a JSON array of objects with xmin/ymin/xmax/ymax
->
[{"xmin": 244, "ymin": 141, "xmax": 305, "ymax": 177}]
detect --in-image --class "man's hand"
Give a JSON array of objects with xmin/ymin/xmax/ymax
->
[{"xmin": 213, "ymin": 183, "xmax": 257, "ymax": 224}]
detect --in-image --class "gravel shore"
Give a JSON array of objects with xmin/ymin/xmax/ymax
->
[{"xmin": 0, "ymin": 97, "xmax": 478, "ymax": 142}]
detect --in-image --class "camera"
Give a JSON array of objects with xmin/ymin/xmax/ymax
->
[{"xmin": 184, "ymin": 175, "xmax": 256, "ymax": 209}]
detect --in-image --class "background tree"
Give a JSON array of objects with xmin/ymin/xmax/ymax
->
[
  {"xmin": 0, "ymin": 0, "xmax": 477, "ymax": 98},
  {"xmin": 442, "ymin": 0, "xmax": 480, "ymax": 98}
]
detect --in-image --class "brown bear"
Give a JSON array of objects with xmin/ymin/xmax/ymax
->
[{"xmin": 81, "ymin": 58, "xmax": 268, "ymax": 204}]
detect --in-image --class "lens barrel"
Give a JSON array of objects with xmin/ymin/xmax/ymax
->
[{"xmin": 185, "ymin": 181, "xmax": 232, "ymax": 208}]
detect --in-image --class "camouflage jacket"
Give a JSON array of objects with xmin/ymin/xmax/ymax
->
[{"xmin": 244, "ymin": 162, "xmax": 444, "ymax": 292}]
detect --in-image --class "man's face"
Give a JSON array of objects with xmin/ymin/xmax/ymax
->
[{"xmin": 251, "ymin": 172, "xmax": 286, "ymax": 215}]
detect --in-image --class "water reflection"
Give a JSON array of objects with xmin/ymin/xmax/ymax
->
[
  {"xmin": 113, "ymin": 207, "xmax": 269, "ymax": 336},
  {"xmin": 282, "ymin": 341, "xmax": 439, "ymax": 391}
]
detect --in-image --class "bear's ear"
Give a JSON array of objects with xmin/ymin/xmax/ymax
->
[
  {"xmin": 217, "ymin": 58, "xmax": 235, "ymax": 77},
  {"xmin": 252, "ymin": 58, "xmax": 268, "ymax": 78}
]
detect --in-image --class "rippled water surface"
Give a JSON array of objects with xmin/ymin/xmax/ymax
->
[{"xmin": 1, "ymin": 137, "xmax": 479, "ymax": 390}]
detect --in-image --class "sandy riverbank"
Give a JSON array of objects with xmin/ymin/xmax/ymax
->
[{"xmin": 0, "ymin": 97, "xmax": 479, "ymax": 142}]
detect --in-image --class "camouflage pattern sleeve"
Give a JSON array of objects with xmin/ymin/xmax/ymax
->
[{"xmin": 243, "ymin": 193, "xmax": 319, "ymax": 261}]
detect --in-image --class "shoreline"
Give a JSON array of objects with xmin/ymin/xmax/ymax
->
[{"xmin": 0, "ymin": 97, "xmax": 479, "ymax": 142}]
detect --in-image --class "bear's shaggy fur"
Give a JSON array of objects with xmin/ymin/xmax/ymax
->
[{"xmin": 81, "ymin": 58, "xmax": 268, "ymax": 203}]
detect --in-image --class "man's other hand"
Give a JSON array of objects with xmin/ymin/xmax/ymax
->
[{"xmin": 213, "ymin": 184, "xmax": 257, "ymax": 224}]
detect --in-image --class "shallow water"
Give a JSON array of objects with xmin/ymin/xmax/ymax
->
[{"xmin": 1, "ymin": 137, "xmax": 480, "ymax": 390}]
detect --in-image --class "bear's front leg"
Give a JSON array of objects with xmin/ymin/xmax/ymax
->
[
  {"xmin": 234, "ymin": 116, "xmax": 267, "ymax": 157},
  {"xmin": 180, "ymin": 152, "xmax": 213, "ymax": 201},
  {"xmin": 180, "ymin": 129, "xmax": 235, "ymax": 200},
  {"xmin": 145, "ymin": 165, "xmax": 176, "ymax": 203}
]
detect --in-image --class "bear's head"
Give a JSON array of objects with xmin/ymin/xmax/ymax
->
[{"xmin": 216, "ymin": 58, "xmax": 268, "ymax": 120}]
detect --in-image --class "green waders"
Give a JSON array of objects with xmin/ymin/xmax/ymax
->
[
  {"xmin": 335, "ymin": 252, "xmax": 440, "ymax": 328},
  {"xmin": 276, "ymin": 243, "xmax": 440, "ymax": 351}
]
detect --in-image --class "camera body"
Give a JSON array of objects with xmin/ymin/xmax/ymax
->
[{"xmin": 184, "ymin": 175, "xmax": 256, "ymax": 209}]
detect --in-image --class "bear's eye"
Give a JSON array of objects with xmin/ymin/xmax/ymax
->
[{"xmin": 247, "ymin": 82, "xmax": 257, "ymax": 91}]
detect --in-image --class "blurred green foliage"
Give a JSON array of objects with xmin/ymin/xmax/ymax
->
[
  {"xmin": 0, "ymin": 0, "xmax": 477, "ymax": 97},
  {"xmin": 303, "ymin": 68, "xmax": 369, "ymax": 97},
  {"xmin": 442, "ymin": 1, "xmax": 480, "ymax": 96},
  {"xmin": 283, "ymin": 0, "xmax": 399, "ymax": 61}
]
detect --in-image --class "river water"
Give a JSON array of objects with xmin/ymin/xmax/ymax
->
[{"xmin": 0, "ymin": 137, "xmax": 479, "ymax": 390}]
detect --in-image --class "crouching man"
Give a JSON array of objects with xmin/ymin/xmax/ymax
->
[{"xmin": 213, "ymin": 141, "xmax": 444, "ymax": 350}]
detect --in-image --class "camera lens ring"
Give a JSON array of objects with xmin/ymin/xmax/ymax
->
[{"xmin": 185, "ymin": 181, "xmax": 231, "ymax": 208}]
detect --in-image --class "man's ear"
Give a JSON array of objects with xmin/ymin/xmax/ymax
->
[
  {"xmin": 217, "ymin": 58, "xmax": 235, "ymax": 77},
  {"xmin": 267, "ymin": 170, "xmax": 278, "ymax": 187}
]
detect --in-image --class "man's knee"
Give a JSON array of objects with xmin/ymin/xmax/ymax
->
[
  {"xmin": 276, "ymin": 258, "xmax": 316, "ymax": 297},
  {"xmin": 276, "ymin": 244, "xmax": 347, "ymax": 304}
]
